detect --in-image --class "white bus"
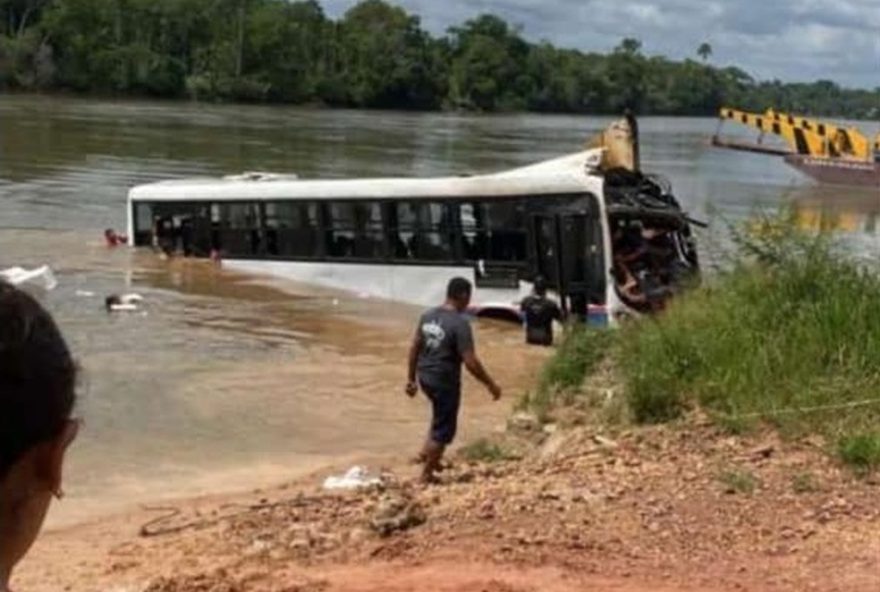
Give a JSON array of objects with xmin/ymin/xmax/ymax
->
[{"xmin": 126, "ymin": 146, "xmax": 699, "ymax": 326}]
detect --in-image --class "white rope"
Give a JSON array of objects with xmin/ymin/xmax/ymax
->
[{"xmin": 717, "ymin": 397, "xmax": 880, "ymax": 420}]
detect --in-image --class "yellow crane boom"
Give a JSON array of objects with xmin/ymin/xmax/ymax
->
[{"xmin": 719, "ymin": 107, "xmax": 876, "ymax": 162}]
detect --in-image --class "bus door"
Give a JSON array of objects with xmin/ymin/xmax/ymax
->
[
  {"xmin": 558, "ymin": 214, "xmax": 590, "ymax": 317},
  {"xmin": 189, "ymin": 203, "xmax": 213, "ymax": 256},
  {"xmin": 530, "ymin": 213, "xmax": 591, "ymax": 317}
]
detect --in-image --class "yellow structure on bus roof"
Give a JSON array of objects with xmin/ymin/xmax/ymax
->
[{"xmin": 719, "ymin": 107, "xmax": 879, "ymax": 163}]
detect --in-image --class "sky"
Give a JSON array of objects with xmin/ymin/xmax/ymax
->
[{"xmin": 322, "ymin": 0, "xmax": 880, "ymax": 89}]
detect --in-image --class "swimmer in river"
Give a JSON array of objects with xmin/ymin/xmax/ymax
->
[
  {"xmin": 104, "ymin": 228, "xmax": 128, "ymax": 247},
  {"xmin": 406, "ymin": 277, "xmax": 502, "ymax": 484},
  {"xmin": 0, "ymin": 281, "xmax": 79, "ymax": 592},
  {"xmin": 104, "ymin": 293, "xmax": 144, "ymax": 312}
]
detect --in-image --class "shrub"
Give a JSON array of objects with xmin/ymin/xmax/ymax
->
[
  {"xmin": 520, "ymin": 326, "xmax": 613, "ymax": 419},
  {"xmin": 718, "ymin": 469, "xmax": 759, "ymax": 494},
  {"xmin": 837, "ymin": 433, "xmax": 880, "ymax": 474}
]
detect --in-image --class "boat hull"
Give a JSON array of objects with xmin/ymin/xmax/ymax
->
[{"xmin": 784, "ymin": 155, "xmax": 880, "ymax": 188}]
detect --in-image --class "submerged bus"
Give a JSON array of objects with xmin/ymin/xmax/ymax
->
[{"xmin": 126, "ymin": 143, "xmax": 699, "ymax": 325}]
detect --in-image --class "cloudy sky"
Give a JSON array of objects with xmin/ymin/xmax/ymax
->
[{"xmin": 322, "ymin": 0, "xmax": 880, "ymax": 89}]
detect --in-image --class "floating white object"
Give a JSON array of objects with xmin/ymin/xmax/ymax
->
[
  {"xmin": 76, "ymin": 290, "xmax": 96, "ymax": 297},
  {"xmin": 0, "ymin": 265, "xmax": 58, "ymax": 290},
  {"xmin": 322, "ymin": 466, "xmax": 382, "ymax": 491}
]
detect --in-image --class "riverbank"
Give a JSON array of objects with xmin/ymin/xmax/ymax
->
[
  {"xmin": 525, "ymin": 213, "xmax": 880, "ymax": 472},
  {"xmin": 17, "ymin": 410, "xmax": 880, "ymax": 592}
]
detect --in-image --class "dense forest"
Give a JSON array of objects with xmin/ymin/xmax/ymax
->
[{"xmin": 1, "ymin": 0, "xmax": 878, "ymax": 117}]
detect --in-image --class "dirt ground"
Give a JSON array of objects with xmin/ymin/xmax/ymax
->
[{"xmin": 17, "ymin": 414, "xmax": 880, "ymax": 592}]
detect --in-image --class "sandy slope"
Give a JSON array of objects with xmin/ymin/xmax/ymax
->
[{"xmin": 17, "ymin": 416, "xmax": 880, "ymax": 592}]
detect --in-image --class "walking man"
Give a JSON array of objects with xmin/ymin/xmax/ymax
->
[
  {"xmin": 520, "ymin": 276, "xmax": 564, "ymax": 346},
  {"xmin": 406, "ymin": 277, "xmax": 502, "ymax": 483}
]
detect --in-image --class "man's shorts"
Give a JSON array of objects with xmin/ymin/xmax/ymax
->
[{"xmin": 419, "ymin": 380, "xmax": 462, "ymax": 445}]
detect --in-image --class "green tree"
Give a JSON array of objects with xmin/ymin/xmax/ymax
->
[
  {"xmin": 1, "ymin": 0, "xmax": 878, "ymax": 118},
  {"xmin": 617, "ymin": 37, "xmax": 642, "ymax": 55},
  {"xmin": 697, "ymin": 42, "xmax": 712, "ymax": 62},
  {"xmin": 607, "ymin": 37, "xmax": 647, "ymax": 112},
  {"xmin": 447, "ymin": 14, "xmax": 530, "ymax": 111},
  {"xmin": 243, "ymin": 0, "xmax": 329, "ymax": 102},
  {"xmin": 332, "ymin": 0, "xmax": 444, "ymax": 108}
]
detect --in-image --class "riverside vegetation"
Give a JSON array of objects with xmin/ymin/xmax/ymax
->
[
  {"xmin": 525, "ymin": 212, "xmax": 880, "ymax": 474},
  {"xmin": 1, "ymin": 0, "xmax": 879, "ymax": 118}
]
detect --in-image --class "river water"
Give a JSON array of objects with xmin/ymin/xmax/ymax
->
[{"xmin": 1, "ymin": 95, "xmax": 878, "ymax": 526}]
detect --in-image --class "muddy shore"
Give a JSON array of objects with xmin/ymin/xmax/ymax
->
[{"xmin": 18, "ymin": 410, "xmax": 880, "ymax": 592}]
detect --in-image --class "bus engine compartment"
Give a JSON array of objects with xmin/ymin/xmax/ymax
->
[{"xmin": 604, "ymin": 168, "xmax": 701, "ymax": 313}]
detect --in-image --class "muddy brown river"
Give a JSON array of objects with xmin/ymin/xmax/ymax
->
[{"xmin": 1, "ymin": 95, "xmax": 877, "ymax": 526}]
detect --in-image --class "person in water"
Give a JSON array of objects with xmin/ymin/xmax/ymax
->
[
  {"xmin": 519, "ymin": 277, "xmax": 564, "ymax": 346},
  {"xmin": 0, "ymin": 282, "xmax": 79, "ymax": 592},
  {"xmin": 104, "ymin": 293, "xmax": 144, "ymax": 313},
  {"xmin": 103, "ymin": 228, "xmax": 128, "ymax": 248},
  {"xmin": 406, "ymin": 277, "xmax": 502, "ymax": 483}
]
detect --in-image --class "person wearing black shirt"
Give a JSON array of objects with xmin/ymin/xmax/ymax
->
[{"xmin": 520, "ymin": 277, "xmax": 564, "ymax": 346}]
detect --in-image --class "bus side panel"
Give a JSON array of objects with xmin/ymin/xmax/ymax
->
[{"xmin": 222, "ymin": 259, "xmax": 532, "ymax": 311}]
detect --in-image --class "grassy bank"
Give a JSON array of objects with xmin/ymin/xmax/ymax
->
[{"xmin": 528, "ymin": 213, "xmax": 880, "ymax": 472}]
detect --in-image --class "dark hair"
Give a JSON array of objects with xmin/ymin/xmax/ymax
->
[
  {"xmin": 0, "ymin": 282, "xmax": 76, "ymax": 477},
  {"xmin": 104, "ymin": 295, "xmax": 121, "ymax": 312},
  {"xmin": 446, "ymin": 277, "xmax": 472, "ymax": 301},
  {"xmin": 533, "ymin": 276, "xmax": 548, "ymax": 295}
]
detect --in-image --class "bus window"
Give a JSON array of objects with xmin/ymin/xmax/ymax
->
[
  {"xmin": 219, "ymin": 203, "xmax": 263, "ymax": 256},
  {"xmin": 326, "ymin": 203, "xmax": 355, "ymax": 258},
  {"xmin": 211, "ymin": 204, "xmax": 222, "ymax": 253},
  {"xmin": 459, "ymin": 203, "xmax": 485, "ymax": 261},
  {"xmin": 265, "ymin": 202, "xmax": 320, "ymax": 258},
  {"xmin": 325, "ymin": 202, "xmax": 386, "ymax": 260},
  {"xmin": 352, "ymin": 202, "xmax": 385, "ymax": 259},
  {"xmin": 460, "ymin": 201, "xmax": 526, "ymax": 263},
  {"xmin": 133, "ymin": 203, "xmax": 154, "ymax": 246},
  {"xmin": 486, "ymin": 202, "xmax": 527, "ymax": 261},
  {"xmin": 392, "ymin": 202, "xmax": 454, "ymax": 262}
]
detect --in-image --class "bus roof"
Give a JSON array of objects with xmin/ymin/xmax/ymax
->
[{"xmin": 128, "ymin": 150, "xmax": 606, "ymax": 202}]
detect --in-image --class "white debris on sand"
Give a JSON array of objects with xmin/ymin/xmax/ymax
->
[{"xmin": 322, "ymin": 466, "xmax": 383, "ymax": 491}]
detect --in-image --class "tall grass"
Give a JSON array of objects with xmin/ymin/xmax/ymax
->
[
  {"xmin": 530, "ymin": 211, "xmax": 880, "ymax": 469},
  {"xmin": 618, "ymin": 211, "xmax": 880, "ymax": 443},
  {"xmin": 520, "ymin": 326, "xmax": 613, "ymax": 420}
]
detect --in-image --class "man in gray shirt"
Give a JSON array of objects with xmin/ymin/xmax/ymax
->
[{"xmin": 406, "ymin": 277, "xmax": 502, "ymax": 483}]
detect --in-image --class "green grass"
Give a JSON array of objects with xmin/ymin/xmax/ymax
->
[
  {"xmin": 459, "ymin": 438, "xmax": 512, "ymax": 463},
  {"xmin": 718, "ymin": 468, "xmax": 759, "ymax": 494},
  {"xmin": 519, "ymin": 326, "xmax": 613, "ymax": 420},
  {"xmin": 837, "ymin": 433, "xmax": 880, "ymax": 475},
  {"xmin": 618, "ymin": 212, "xmax": 880, "ymax": 444},
  {"xmin": 525, "ymin": 210, "xmax": 880, "ymax": 472}
]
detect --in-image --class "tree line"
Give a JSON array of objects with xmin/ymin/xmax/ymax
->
[{"xmin": 1, "ymin": 0, "xmax": 878, "ymax": 118}]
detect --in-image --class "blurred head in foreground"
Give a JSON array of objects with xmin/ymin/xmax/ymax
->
[{"xmin": 0, "ymin": 282, "xmax": 78, "ymax": 590}]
